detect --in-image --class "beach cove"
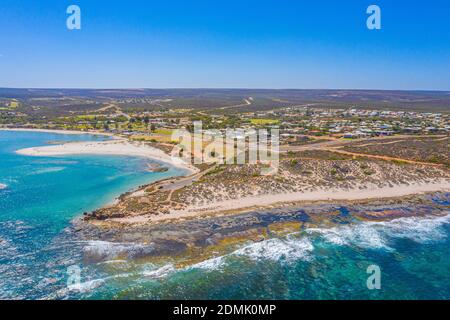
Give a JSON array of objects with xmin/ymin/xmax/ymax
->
[{"xmin": 0, "ymin": 129, "xmax": 190, "ymax": 299}]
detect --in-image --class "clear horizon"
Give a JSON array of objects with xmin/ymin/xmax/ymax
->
[
  {"xmin": 1, "ymin": 0, "xmax": 449, "ymax": 90},
  {"xmin": 1, "ymin": 87, "xmax": 449, "ymax": 92}
]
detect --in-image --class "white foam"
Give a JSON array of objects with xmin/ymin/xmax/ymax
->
[
  {"xmin": 186, "ymin": 236, "xmax": 314, "ymax": 272},
  {"xmin": 307, "ymin": 223, "xmax": 390, "ymax": 250},
  {"xmin": 80, "ymin": 213, "xmax": 450, "ymax": 283},
  {"xmin": 76, "ymin": 278, "xmax": 105, "ymax": 292},
  {"xmin": 84, "ymin": 240, "xmax": 145, "ymax": 260},
  {"xmin": 233, "ymin": 237, "xmax": 314, "ymax": 262},
  {"xmin": 372, "ymin": 212, "xmax": 450, "ymax": 243},
  {"xmin": 307, "ymin": 212, "xmax": 450, "ymax": 249},
  {"xmin": 189, "ymin": 256, "xmax": 226, "ymax": 270},
  {"xmin": 0, "ymin": 183, "xmax": 7, "ymax": 190},
  {"xmin": 142, "ymin": 264, "xmax": 175, "ymax": 279},
  {"xmin": 96, "ymin": 259, "xmax": 128, "ymax": 265}
]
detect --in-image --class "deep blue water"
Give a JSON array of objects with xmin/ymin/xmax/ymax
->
[{"xmin": 0, "ymin": 131, "xmax": 449, "ymax": 300}]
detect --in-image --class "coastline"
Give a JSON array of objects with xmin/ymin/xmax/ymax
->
[
  {"xmin": 15, "ymin": 135, "xmax": 198, "ymax": 174},
  {"xmin": 73, "ymin": 190, "xmax": 450, "ymax": 282},
  {"xmin": 105, "ymin": 179, "xmax": 450, "ymax": 225},
  {"xmin": 3, "ymin": 128, "xmax": 197, "ymax": 216},
  {"xmin": 6, "ymin": 128, "xmax": 449, "ymax": 227}
]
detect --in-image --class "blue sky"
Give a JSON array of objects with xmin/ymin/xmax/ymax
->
[{"xmin": 0, "ymin": 0, "xmax": 449, "ymax": 90}]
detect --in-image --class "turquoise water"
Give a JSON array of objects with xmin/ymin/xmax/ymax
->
[
  {"xmin": 0, "ymin": 131, "xmax": 449, "ymax": 300},
  {"xmin": 0, "ymin": 131, "xmax": 187, "ymax": 299},
  {"xmin": 79, "ymin": 209, "xmax": 450, "ymax": 300}
]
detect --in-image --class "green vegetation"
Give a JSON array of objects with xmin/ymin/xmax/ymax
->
[
  {"xmin": 250, "ymin": 119, "xmax": 280, "ymax": 125},
  {"xmin": 154, "ymin": 128, "xmax": 174, "ymax": 135}
]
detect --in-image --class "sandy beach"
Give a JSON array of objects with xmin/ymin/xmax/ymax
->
[
  {"xmin": 9, "ymin": 127, "xmax": 449, "ymax": 226},
  {"xmin": 16, "ymin": 139, "xmax": 198, "ymax": 174},
  {"xmin": 107, "ymin": 179, "xmax": 450, "ymax": 224}
]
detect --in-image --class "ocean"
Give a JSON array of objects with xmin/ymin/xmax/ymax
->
[
  {"xmin": 0, "ymin": 130, "xmax": 187, "ymax": 299},
  {"xmin": 0, "ymin": 131, "xmax": 449, "ymax": 300}
]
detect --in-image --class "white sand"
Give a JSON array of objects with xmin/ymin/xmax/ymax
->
[
  {"xmin": 111, "ymin": 179, "xmax": 450, "ymax": 224},
  {"xmin": 16, "ymin": 140, "xmax": 198, "ymax": 174},
  {"xmin": 182, "ymin": 180, "xmax": 450, "ymax": 213}
]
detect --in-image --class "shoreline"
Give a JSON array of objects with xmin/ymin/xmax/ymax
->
[
  {"xmin": 14, "ymin": 135, "xmax": 198, "ymax": 174},
  {"xmin": 4, "ymin": 128, "xmax": 197, "ymax": 212},
  {"xmin": 74, "ymin": 191, "xmax": 450, "ymax": 273},
  {"xmin": 5, "ymin": 127, "xmax": 449, "ymax": 227},
  {"xmin": 104, "ymin": 179, "xmax": 450, "ymax": 225}
]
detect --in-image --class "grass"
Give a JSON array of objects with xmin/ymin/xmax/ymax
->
[
  {"xmin": 131, "ymin": 134, "xmax": 176, "ymax": 143},
  {"xmin": 250, "ymin": 119, "xmax": 280, "ymax": 125},
  {"xmin": 391, "ymin": 159, "xmax": 408, "ymax": 165},
  {"xmin": 74, "ymin": 115, "xmax": 98, "ymax": 120},
  {"xmin": 154, "ymin": 128, "xmax": 174, "ymax": 135},
  {"xmin": 0, "ymin": 99, "xmax": 19, "ymax": 110},
  {"xmin": 9, "ymin": 100, "xmax": 19, "ymax": 108}
]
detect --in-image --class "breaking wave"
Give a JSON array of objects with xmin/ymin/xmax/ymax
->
[
  {"xmin": 371, "ymin": 213, "xmax": 450, "ymax": 243},
  {"xmin": 189, "ymin": 256, "xmax": 227, "ymax": 270},
  {"xmin": 307, "ymin": 223, "xmax": 390, "ymax": 250},
  {"xmin": 188, "ymin": 213, "xmax": 450, "ymax": 273},
  {"xmin": 83, "ymin": 240, "xmax": 148, "ymax": 261},
  {"xmin": 76, "ymin": 212, "xmax": 450, "ymax": 293},
  {"xmin": 142, "ymin": 264, "xmax": 176, "ymax": 279},
  {"xmin": 233, "ymin": 236, "xmax": 314, "ymax": 262},
  {"xmin": 307, "ymin": 212, "xmax": 450, "ymax": 249}
]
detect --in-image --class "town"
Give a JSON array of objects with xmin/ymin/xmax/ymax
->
[{"xmin": 1, "ymin": 93, "xmax": 448, "ymax": 147}]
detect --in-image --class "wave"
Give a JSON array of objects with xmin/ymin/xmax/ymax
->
[
  {"xmin": 189, "ymin": 256, "xmax": 227, "ymax": 270},
  {"xmin": 96, "ymin": 259, "xmax": 128, "ymax": 265},
  {"xmin": 52, "ymin": 278, "xmax": 106, "ymax": 298},
  {"xmin": 371, "ymin": 213, "xmax": 450, "ymax": 243},
  {"xmin": 83, "ymin": 240, "xmax": 147, "ymax": 261},
  {"xmin": 307, "ymin": 223, "xmax": 390, "ymax": 250},
  {"xmin": 233, "ymin": 236, "xmax": 314, "ymax": 262},
  {"xmin": 76, "ymin": 213, "xmax": 450, "ymax": 291},
  {"xmin": 142, "ymin": 264, "xmax": 176, "ymax": 279},
  {"xmin": 307, "ymin": 212, "xmax": 450, "ymax": 249},
  {"xmin": 188, "ymin": 213, "xmax": 450, "ymax": 272}
]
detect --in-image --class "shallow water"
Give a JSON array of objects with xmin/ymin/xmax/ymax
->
[
  {"xmin": 70, "ymin": 207, "xmax": 448, "ymax": 300},
  {"xmin": 0, "ymin": 131, "xmax": 187, "ymax": 299}
]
